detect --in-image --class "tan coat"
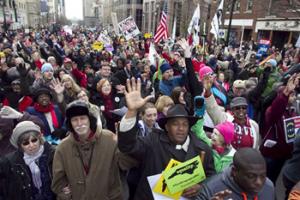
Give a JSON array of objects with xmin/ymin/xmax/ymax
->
[{"xmin": 51, "ymin": 129, "xmax": 136, "ymax": 200}]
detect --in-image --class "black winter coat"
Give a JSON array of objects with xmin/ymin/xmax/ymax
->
[
  {"xmin": 118, "ymin": 120, "xmax": 216, "ymax": 200},
  {"xmin": 0, "ymin": 142, "xmax": 55, "ymax": 200}
]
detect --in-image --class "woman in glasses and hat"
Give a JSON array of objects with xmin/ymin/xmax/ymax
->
[
  {"xmin": 203, "ymin": 77, "xmax": 260, "ymax": 150},
  {"xmin": 0, "ymin": 121, "xmax": 55, "ymax": 200}
]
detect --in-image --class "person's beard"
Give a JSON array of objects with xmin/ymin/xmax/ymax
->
[{"xmin": 74, "ymin": 125, "xmax": 90, "ymax": 137}]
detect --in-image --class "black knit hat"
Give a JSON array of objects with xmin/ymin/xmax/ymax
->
[
  {"xmin": 65, "ymin": 100, "xmax": 97, "ymax": 133},
  {"xmin": 33, "ymin": 87, "xmax": 53, "ymax": 102}
]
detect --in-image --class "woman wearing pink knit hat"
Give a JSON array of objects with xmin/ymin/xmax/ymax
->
[{"xmin": 192, "ymin": 118, "xmax": 236, "ymax": 173}]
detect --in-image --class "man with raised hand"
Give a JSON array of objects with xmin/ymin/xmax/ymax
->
[{"xmin": 118, "ymin": 78, "xmax": 215, "ymax": 199}]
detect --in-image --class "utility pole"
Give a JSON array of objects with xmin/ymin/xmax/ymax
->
[
  {"xmin": 12, "ymin": 0, "xmax": 17, "ymax": 22},
  {"xmin": 0, "ymin": 0, "xmax": 7, "ymax": 32},
  {"xmin": 226, "ymin": 0, "xmax": 237, "ymax": 46}
]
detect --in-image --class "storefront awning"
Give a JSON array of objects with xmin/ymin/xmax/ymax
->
[{"xmin": 255, "ymin": 20, "xmax": 300, "ymax": 32}]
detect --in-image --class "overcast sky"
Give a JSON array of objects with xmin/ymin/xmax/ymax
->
[{"xmin": 65, "ymin": 0, "xmax": 83, "ymax": 20}]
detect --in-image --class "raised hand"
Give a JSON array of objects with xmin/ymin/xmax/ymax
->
[
  {"xmin": 124, "ymin": 78, "xmax": 153, "ymax": 118},
  {"xmin": 50, "ymin": 78, "xmax": 65, "ymax": 95},
  {"xmin": 0, "ymin": 106, "xmax": 23, "ymax": 119},
  {"xmin": 177, "ymin": 38, "xmax": 192, "ymax": 58},
  {"xmin": 203, "ymin": 75, "xmax": 213, "ymax": 96}
]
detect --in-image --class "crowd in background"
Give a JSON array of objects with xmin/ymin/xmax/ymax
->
[{"xmin": 0, "ymin": 25, "xmax": 299, "ymax": 200}]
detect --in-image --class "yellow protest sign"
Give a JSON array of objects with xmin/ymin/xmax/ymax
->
[
  {"xmin": 153, "ymin": 159, "xmax": 182, "ymax": 199},
  {"xmin": 92, "ymin": 41, "xmax": 104, "ymax": 51},
  {"xmin": 144, "ymin": 33, "xmax": 152, "ymax": 39},
  {"xmin": 163, "ymin": 156, "xmax": 206, "ymax": 194}
]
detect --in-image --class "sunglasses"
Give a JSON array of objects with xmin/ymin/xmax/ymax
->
[
  {"xmin": 21, "ymin": 138, "xmax": 39, "ymax": 146},
  {"xmin": 233, "ymin": 106, "xmax": 247, "ymax": 110}
]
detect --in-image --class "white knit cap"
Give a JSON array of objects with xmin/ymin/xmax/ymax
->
[{"xmin": 10, "ymin": 121, "xmax": 41, "ymax": 148}]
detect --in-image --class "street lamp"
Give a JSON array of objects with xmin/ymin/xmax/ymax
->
[{"xmin": 0, "ymin": 0, "xmax": 7, "ymax": 32}]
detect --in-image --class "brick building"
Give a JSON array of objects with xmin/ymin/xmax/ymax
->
[
  {"xmin": 210, "ymin": 0, "xmax": 300, "ymax": 48},
  {"xmin": 111, "ymin": 0, "xmax": 143, "ymax": 30}
]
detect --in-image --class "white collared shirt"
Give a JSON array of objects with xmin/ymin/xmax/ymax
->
[{"xmin": 175, "ymin": 136, "xmax": 190, "ymax": 152}]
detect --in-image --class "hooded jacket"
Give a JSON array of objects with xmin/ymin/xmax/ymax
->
[
  {"xmin": 195, "ymin": 166, "xmax": 275, "ymax": 200},
  {"xmin": 51, "ymin": 127, "xmax": 137, "ymax": 200}
]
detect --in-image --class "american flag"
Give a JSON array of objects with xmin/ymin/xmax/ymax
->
[{"xmin": 154, "ymin": 0, "xmax": 168, "ymax": 43}]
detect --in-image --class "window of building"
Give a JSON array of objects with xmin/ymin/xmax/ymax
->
[
  {"xmin": 145, "ymin": 2, "xmax": 149, "ymax": 12},
  {"xmin": 127, "ymin": 0, "xmax": 131, "ymax": 4},
  {"xmin": 145, "ymin": 14, "xmax": 149, "ymax": 31},
  {"xmin": 152, "ymin": 10, "xmax": 156, "ymax": 32},
  {"xmin": 225, "ymin": 1, "xmax": 231, "ymax": 12},
  {"xmin": 233, "ymin": 0, "xmax": 240, "ymax": 12},
  {"xmin": 246, "ymin": 0, "xmax": 253, "ymax": 11},
  {"xmin": 127, "ymin": 9, "xmax": 131, "ymax": 16},
  {"xmin": 136, "ymin": 9, "xmax": 143, "ymax": 30},
  {"xmin": 151, "ymin": 1, "xmax": 155, "ymax": 12},
  {"xmin": 136, "ymin": 0, "xmax": 143, "ymax": 4}
]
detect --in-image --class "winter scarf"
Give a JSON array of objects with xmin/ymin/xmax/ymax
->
[
  {"xmin": 34, "ymin": 102, "xmax": 59, "ymax": 128},
  {"xmin": 23, "ymin": 145, "xmax": 44, "ymax": 190},
  {"xmin": 100, "ymin": 93, "xmax": 114, "ymax": 119}
]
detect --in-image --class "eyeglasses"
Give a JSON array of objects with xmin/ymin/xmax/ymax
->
[
  {"xmin": 21, "ymin": 138, "xmax": 39, "ymax": 146},
  {"xmin": 233, "ymin": 106, "xmax": 247, "ymax": 110}
]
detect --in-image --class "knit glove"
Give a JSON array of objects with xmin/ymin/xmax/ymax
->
[
  {"xmin": 194, "ymin": 96, "xmax": 206, "ymax": 118},
  {"xmin": 0, "ymin": 106, "xmax": 23, "ymax": 119}
]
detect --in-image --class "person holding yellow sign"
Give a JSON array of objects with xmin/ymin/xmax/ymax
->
[{"xmin": 118, "ymin": 78, "xmax": 215, "ymax": 200}]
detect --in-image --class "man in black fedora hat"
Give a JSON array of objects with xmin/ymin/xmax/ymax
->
[{"xmin": 118, "ymin": 78, "xmax": 215, "ymax": 200}]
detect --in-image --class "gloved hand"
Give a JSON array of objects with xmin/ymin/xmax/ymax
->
[
  {"xmin": 0, "ymin": 106, "xmax": 23, "ymax": 119},
  {"xmin": 194, "ymin": 96, "xmax": 206, "ymax": 118}
]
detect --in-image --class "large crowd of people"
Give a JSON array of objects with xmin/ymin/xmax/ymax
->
[{"xmin": 0, "ymin": 25, "xmax": 299, "ymax": 200}]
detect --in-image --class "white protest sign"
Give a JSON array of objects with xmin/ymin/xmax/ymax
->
[
  {"xmin": 118, "ymin": 16, "xmax": 141, "ymax": 40},
  {"xmin": 97, "ymin": 33, "xmax": 111, "ymax": 45}
]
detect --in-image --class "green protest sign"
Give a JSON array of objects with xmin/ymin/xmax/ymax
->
[{"xmin": 162, "ymin": 156, "xmax": 206, "ymax": 194}]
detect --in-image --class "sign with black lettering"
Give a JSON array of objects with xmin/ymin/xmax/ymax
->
[{"xmin": 284, "ymin": 116, "xmax": 300, "ymax": 143}]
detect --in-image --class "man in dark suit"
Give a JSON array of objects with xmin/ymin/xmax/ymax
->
[{"xmin": 118, "ymin": 78, "xmax": 215, "ymax": 200}]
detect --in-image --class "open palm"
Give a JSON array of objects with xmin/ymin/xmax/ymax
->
[
  {"xmin": 50, "ymin": 78, "xmax": 65, "ymax": 94},
  {"xmin": 125, "ymin": 78, "xmax": 152, "ymax": 111}
]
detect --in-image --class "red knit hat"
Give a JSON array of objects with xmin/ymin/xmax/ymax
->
[
  {"xmin": 215, "ymin": 121, "xmax": 234, "ymax": 145},
  {"xmin": 199, "ymin": 66, "xmax": 213, "ymax": 80}
]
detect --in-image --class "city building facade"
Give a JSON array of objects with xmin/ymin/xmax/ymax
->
[
  {"xmin": 142, "ymin": 0, "xmax": 210, "ymax": 38},
  {"xmin": 215, "ymin": 0, "xmax": 300, "ymax": 48},
  {"xmin": 83, "ymin": 0, "xmax": 103, "ymax": 27},
  {"xmin": 0, "ymin": 0, "xmax": 66, "ymax": 30},
  {"xmin": 111, "ymin": 0, "xmax": 143, "ymax": 30}
]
